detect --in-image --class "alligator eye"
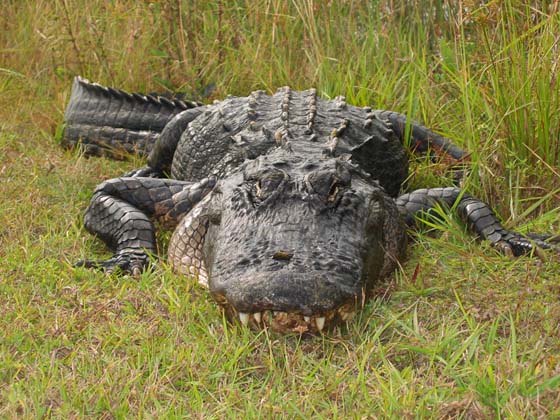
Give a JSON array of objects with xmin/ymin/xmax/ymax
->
[
  {"xmin": 255, "ymin": 180, "xmax": 263, "ymax": 198},
  {"xmin": 306, "ymin": 170, "xmax": 347, "ymax": 202},
  {"xmin": 252, "ymin": 171, "xmax": 285, "ymax": 201},
  {"xmin": 327, "ymin": 182, "xmax": 339, "ymax": 202}
]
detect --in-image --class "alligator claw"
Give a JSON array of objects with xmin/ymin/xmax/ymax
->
[
  {"xmin": 76, "ymin": 251, "xmax": 152, "ymax": 277},
  {"xmin": 493, "ymin": 231, "xmax": 559, "ymax": 258},
  {"xmin": 526, "ymin": 232, "xmax": 560, "ymax": 244}
]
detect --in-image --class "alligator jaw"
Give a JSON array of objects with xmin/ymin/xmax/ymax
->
[{"xmin": 214, "ymin": 296, "xmax": 358, "ymax": 333}]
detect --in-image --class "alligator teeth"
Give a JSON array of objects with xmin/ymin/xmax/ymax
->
[
  {"xmin": 239, "ymin": 312, "xmax": 250, "ymax": 326},
  {"xmin": 229, "ymin": 309, "xmax": 343, "ymax": 332}
]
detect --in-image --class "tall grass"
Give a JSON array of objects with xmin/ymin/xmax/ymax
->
[
  {"xmin": 1, "ymin": 0, "xmax": 560, "ymax": 418},
  {"xmin": 3, "ymin": 0, "xmax": 559, "ymax": 210}
]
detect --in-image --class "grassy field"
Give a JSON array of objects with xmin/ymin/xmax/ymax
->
[{"xmin": 1, "ymin": 0, "xmax": 560, "ymax": 418}]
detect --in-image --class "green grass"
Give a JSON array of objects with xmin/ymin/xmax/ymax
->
[{"xmin": 1, "ymin": 0, "xmax": 559, "ymax": 418}]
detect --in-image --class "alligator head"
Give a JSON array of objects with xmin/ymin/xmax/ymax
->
[{"xmin": 169, "ymin": 149, "xmax": 406, "ymax": 333}]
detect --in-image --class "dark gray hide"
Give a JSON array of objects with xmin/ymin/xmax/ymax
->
[{"xmin": 65, "ymin": 78, "xmax": 558, "ymax": 333}]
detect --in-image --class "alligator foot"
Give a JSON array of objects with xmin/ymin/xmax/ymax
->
[
  {"xmin": 494, "ymin": 232, "xmax": 560, "ymax": 257},
  {"xmin": 76, "ymin": 250, "xmax": 152, "ymax": 276},
  {"xmin": 526, "ymin": 232, "xmax": 560, "ymax": 244}
]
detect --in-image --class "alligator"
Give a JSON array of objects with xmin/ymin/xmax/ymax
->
[{"xmin": 62, "ymin": 76, "xmax": 558, "ymax": 333}]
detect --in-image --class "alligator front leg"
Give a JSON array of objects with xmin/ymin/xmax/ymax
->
[
  {"xmin": 377, "ymin": 111, "xmax": 469, "ymax": 184},
  {"xmin": 79, "ymin": 176, "xmax": 216, "ymax": 274},
  {"xmin": 396, "ymin": 187, "xmax": 559, "ymax": 256}
]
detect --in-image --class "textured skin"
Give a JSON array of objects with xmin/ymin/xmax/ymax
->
[
  {"xmin": 62, "ymin": 77, "xmax": 200, "ymax": 158},
  {"xmin": 65, "ymin": 77, "xmax": 558, "ymax": 331},
  {"xmin": 79, "ymin": 176, "xmax": 216, "ymax": 273},
  {"xmin": 183, "ymin": 150, "xmax": 408, "ymax": 315},
  {"xmin": 395, "ymin": 188, "xmax": 557, "ymax": 256}
]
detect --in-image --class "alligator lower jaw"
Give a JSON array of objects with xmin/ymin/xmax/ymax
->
[{"xmin": 218, "ymin": 302, "xmax": 358, "ymax": 334}]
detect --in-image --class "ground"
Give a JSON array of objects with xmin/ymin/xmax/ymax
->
[{"xmin": 1, "ymin": 1, "xmax": 559, "ymax": 418}]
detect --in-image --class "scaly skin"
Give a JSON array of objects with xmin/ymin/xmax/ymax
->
[
  {"xmin": 65, "ymin": 77, "xmax": 558, "ymax": 333},
  {"xmin": 62, "ymin": 76, "xmax": 200, "ymax": 158}
]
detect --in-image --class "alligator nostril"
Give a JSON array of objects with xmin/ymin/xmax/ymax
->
[
  {"xmin": 272, "ymin": 250, "xmax": 294, "ymax": 261},
  {"xmin": 237, "ymin": 257, "xmax": 251, "ymax": 266}
]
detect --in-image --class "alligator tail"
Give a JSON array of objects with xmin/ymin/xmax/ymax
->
[{"xmin": 62, "ymin": 76, "xmax": 201, "ymax": 158}]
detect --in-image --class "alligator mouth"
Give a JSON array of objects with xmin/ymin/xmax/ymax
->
[{"xmin": 213, "ymin": 293, "xmax": 359, "ymax": 333}]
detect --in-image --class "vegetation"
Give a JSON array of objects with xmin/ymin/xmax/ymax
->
[{"xmin": 1, "ymin": 0, "xmax": 559, "ymax": 418}]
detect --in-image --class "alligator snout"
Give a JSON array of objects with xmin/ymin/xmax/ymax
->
[{"xmin": 197, "ymin": 151, "xmax": 404, "ymax": 334}]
